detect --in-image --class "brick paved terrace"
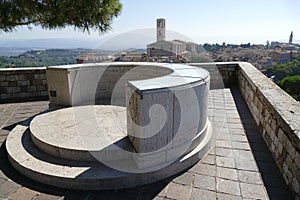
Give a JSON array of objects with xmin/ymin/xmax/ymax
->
[
  {"xmin": 0, "ymin": 88, "xmax": 293, "ymax": 200},
  {"xmin": 0, "ymin": 62, "xmax": 299, "ymax": 200}
]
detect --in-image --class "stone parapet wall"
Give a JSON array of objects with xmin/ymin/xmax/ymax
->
[
  {"xmin": 0, "ymin": 63, "xmax": 237, "ymax": 103},
  {"xmin": 193, "ymin": 62, "xmax": 300, "ymax": 199},
  {"xmin": 237, "ymin": 62, "xmax": 300, "ymax": 199},
  {"xmin": 0, "ymin": 68, "xmax": 48, "ymax": 103},
  {"xmin": 190, "ymin": 63, "xmax": 237, "ymax": 89},
  {"xmin": 46, "ymin": 63, "xmax": 173, "ymax": 106}
]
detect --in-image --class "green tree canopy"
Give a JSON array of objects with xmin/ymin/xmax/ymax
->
[
  {"xmin": 0, "ymin": 0, "xmax": 122, "ymax": 33},
  {"xmin": 267, "ymin": 59, "xmax": 300, "ymax": 81},
  {"xmin": 277, "ymin": 75, "xmax": 300, "ymax": 100}
]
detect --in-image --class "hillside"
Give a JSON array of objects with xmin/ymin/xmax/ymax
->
[{"xmin": 0, "ymin": 49, "xmax": 92, "ymax": 68}]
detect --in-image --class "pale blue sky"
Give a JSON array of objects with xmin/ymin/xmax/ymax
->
[{"xmin": 1, "ymin": 0, "xmax": 299, "ymax": 44}]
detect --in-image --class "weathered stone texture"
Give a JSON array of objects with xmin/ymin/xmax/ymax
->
[
  {"xmin": 191, "ymin": 63, "xmax": 237, "ymax": 89},
  {"xmin": 236, "ymin": 62, "xmax": 300, "ymax": 199},
  {"xmin": 0, "ymin": 68, "xmax": 48, "ymax": 102}
]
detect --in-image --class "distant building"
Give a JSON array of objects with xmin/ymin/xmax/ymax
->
[
  {"xmin": 257, "ymin": 57, "xmax": 273, "ymax": 70},
  {"xmin": 114, "ymin": 52, "xmax": 146, "ymax": 62},
  {"xmin": 271, "ymin": 41, "xmax": 281, "ymax": 47},
  {"xmin": 76, "ymin": 53, "xmax": 113, "ymax": 64},
  {"xmin": 147, "ymin": 18, "xmax": 196, "ymax": 61},
  {"xmin": 289, "ymin": 31, "xmax": 293, "ymax": 44},
  {"xmin": 157, "ymin": 18, "xmax": 166, "ymax": 42},
  {"xmin": 271, "ymin": 51, "xmax": 291, "ymax": 64},
  {"xmin": 147, "ymin": 40, "xmax": 186, "ymax": 57}
]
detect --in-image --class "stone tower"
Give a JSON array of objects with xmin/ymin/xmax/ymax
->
[
  {"xmin": 157, "ymin": 18, "xmax": 166, "ymax": 42},
  {"xmin": 289, "ymin": 31, "xmax": 293, "ymax": 44}
]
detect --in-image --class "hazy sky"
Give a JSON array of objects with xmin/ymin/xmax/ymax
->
[{"xmin": 1, "ymin": 0, "xmax": 299, "ymax": 44}]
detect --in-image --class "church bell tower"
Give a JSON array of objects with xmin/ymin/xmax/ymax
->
[
  {"xmin": 289, "ymin": 31, "xmax": 293, "ymax": 44},
  {"xmin": 157, "ymin": 18, "xmax": 166, "ymax": 42}
]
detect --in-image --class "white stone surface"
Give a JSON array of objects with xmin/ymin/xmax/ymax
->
[
  {"xmin": 126, "ymin": 64, "xmax": 210, "ymax": 158},
  {"xmin": 30, "ymin": 105, "xmax": 133, "ymax": 161},
  {"xmin": 46, "ymin": 62, "xmax": 209, "ymax": 107},
  {"xmin": 6, "ymin": 117, "xmax": 213, "ymax": 190},
  {"xmin": 46, "ymin": 62, "xmax": 174, "ymax": 106}
]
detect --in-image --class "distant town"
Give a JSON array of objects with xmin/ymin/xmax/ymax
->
[
  {"xmin": 76, "ymin": 19, "xmax": 299, "ymax": 73},
  {"xmin": 76, "ymin": 39, "xmax": 299, "ymax": 72},
  {"xmin": 1, "ymin": 19, "xmax": 299, "ymax": 71},
  {"xmin": 0, "ymin": 18, "xmax": 299, "ymax": 101}
]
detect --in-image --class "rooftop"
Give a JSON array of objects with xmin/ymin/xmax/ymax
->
[{"xmin": 0, "ymin": 88, "xmax": 293, "ymax": 199}]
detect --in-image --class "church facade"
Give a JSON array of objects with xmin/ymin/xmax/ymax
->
[{"xmin": 147, "ymin": 18, "xmax": 196, "ymax": 60}]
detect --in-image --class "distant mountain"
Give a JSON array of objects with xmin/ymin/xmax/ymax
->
[
  {"xmin": 0, "ymin": 38, "xmax": 103, "ymax": 56},
  {"xmin": 0, "ymin": 47, "xmax": 37, "ymax": 56},
  {"xmin": 294, "ymin": 40, "xmax": 300, "ymax": 44},
  {"xmin": 0, "ymin": 38, "xmax": 101, "ymax": 49},
  {"xmin": 278, "ymin": 39, "xmax": 300, "ymax": 44},
  {"xmin": 126, "ymin": 48, "xmax": 147, "ymax": 52},
  {"xmin": 0, "ymin": 48, "xmax": 92, "ymax": 68}
]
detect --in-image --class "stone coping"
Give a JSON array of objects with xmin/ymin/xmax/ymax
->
[
  {"xmin": 47, "ymin": 62, "xmax": 209, "ymax": 93},
  {"xmin": 0, "ymin": 67, "xmax": 46, "ymax": 71},
  {"xmin": 190, "ymin": 62, "xmax": 300, "ymax": 149},
  {"xmin": 237, "ymin": 62, "xmax": 300, "ymax": 149},
  {"xmin": 29, "ymin": 105, "xmax": 133, "ymax": 161}
]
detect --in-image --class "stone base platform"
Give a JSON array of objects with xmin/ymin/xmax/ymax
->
[
  {"xmin": 6, "ymin": 105, "xmax": 213, "ymax": 190},
  {"xmin": 30, "ymin": 105, "xmax": 134, "ymax": 162}
]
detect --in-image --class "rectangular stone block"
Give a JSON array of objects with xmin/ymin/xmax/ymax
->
[
  {"xmin": 0, "ymin": 75, "xmax": 5, "ymax": 81},
  {"xmin": 6, "ymin": 87, "xmax": 20, "ymax": 93},
  {"xmin": 0, "ymin": 82, "xmax": 8, "ymax": 87},
  {"xmin": 6, "ymin": 75, "xmax": 17, "ymax": 81},
  {"xmin": 278, "ymin": 128, "xmax": 285, "ymax": 143},
  {"xmin": 27, "ymin": 86, "xmax": 36, "ymax": 92},
  {"xmin": 17, "ymin": 74, "xmax": 27, "ymax": 81},
  {"xmin": 286, "ymin": 139, "xmax": 296, "ymax": 159},
  {"xmin": 0, "ymin": 94, "xmax": 10, "ymax": 99},
  {"xmin": 9, "ymin": 81, "xmax": 17, "ymax": 87},
  {"xmin": 133, "ymin": 151, "xmax": 167, "ymax": 169},
  {"xmin": 42, "ymin": 79, "xmax": 47, "ymax": 85},
  {"xmin": 36, "ymin": 86, "xmax": 46, "ymax": 92},
  {"xmin": 46, "ymin": 69, "xmax": 71, "ymax": 106},
  {"xmin": 127, "ymin": 88, "xmax": 174, "ymax": 153},
  {"xmin": 19, "ymin": 92, "xmax": 30, "ymax": 98},
  {"xmin": 17, "ymin": 80, "xmax": 30, "ymax": 86},
  {"xmin": 30, "ymin": 92, "xmax": 41, "ymax": 97},
  {"xmin": 34, "ymin": 74, "xmax": 46, "ymax": 80},
  {"xmin": 295, "ymin": 152, "xmax": 300, "ymax": 167},
  {"xmin": 32, "ymin": 80, "xmax": 43, "ymax": 85},
  {"xmin": 277, "ymin": 141, "xmax": 283, "ymax": 154},
  {"xmin": 41, "ymin": 91, "xmax": 49, "ymax": 97}
]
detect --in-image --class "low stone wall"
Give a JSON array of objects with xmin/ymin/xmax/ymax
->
[
  {"xmin": 0, "ymin": 63, "xmax": 237, "ymax": 103},
  {"xmin": 193, "ymin": 62, "xmax": 300, "ymax": 199},
  {"xmin": 0, "ymin": 68, "xmax": 48, "ymax": 103},
  {"xmin": 237, "ymin": 62, "xmax": 300, "ymax": 198},
  {"xmin": 46, "ymin": 63, "xmax": 172, "ymax": 106},
  {"xmin": 190, "ymin": 63, "xmax": 237, "ymax": 89}
]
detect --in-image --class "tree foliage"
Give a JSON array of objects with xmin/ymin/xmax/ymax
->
[
  {"xmin": 277, "ymin": 75, "xmax": 300, "ymax": 100},
  {"xmin": 0, "ymin": 0, "xmax": 122, "ymax": 33},
  {"xmin": 0, "ymin": 49, "xmax": 91, "ymax": 68},
  {"xmin": 190, "ymin": 55, "xmax": 211, "ymax": 63},
  {"xmin": 267, "ymin": 59, "xmax": 300, "ymax": 81}
]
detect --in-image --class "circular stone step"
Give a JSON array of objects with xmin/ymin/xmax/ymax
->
[
  {"xmin": 29, "ymin": 105, "xmax": 135, "ymax": 161},
  {"xmin": 6, "ymin": 119, "xmax": 213, "ymax": 190}
]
